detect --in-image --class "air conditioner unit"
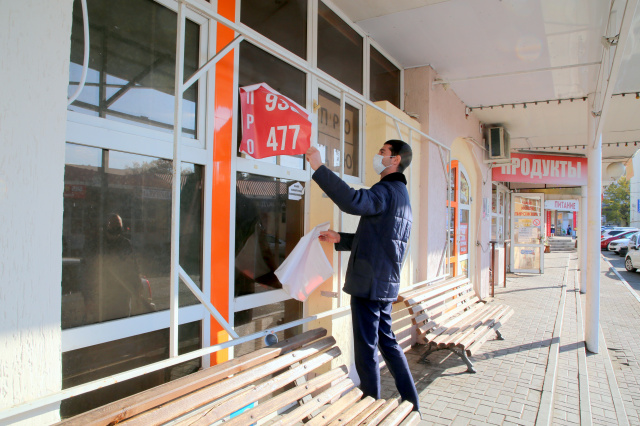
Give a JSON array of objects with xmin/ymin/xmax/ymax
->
[{"xmin": 484, "ymin": 126, "xmax": 511, "ymax": 163}]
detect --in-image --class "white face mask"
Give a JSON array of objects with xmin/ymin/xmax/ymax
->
[{"xmin": 373, "ymin": 154, "xmax": 393, "ymax": 175}]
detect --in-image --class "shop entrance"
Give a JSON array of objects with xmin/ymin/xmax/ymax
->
[
  {"xmin": 447, "ymin": 161, "xmax": 471, "ymax": 277},
  {"xmin": 511, "ymin": 193, "xmax": 545, "ymax": 273}
]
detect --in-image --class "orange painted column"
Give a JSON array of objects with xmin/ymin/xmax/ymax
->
[{"xmin": 210, "ymin": 0, "xmax": 236, "ymax": 364}]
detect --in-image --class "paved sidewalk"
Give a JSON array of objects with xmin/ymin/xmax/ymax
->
[{"xmin": 379, "ymin": 252, "xmax": 640, "ymax": 425}]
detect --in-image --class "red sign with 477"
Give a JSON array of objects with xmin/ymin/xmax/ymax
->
[{"xmin": 239, "ymin": 83, "xmax": 312, "ymax": 159}]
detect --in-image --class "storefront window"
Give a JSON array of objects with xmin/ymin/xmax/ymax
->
[
  {"xmin": 317, "ymin": 1, "xmax": 363, "ymax": 93},
  {"xmin": 61, "ymin": 321, "xmax": 201, "ymax": 418},
  {"xmin": 370, "ymin": 46, "xmax": 400, "ymax": 108},
  {"xmin": 316, "ymin": 90, "xmax": 360, "ymax": 177},
  {"xmin": 238, "ymin": 42, "xmax": 307, "ymax": 169},
  {"xmin": 240, "ymin": 0, "xmax": 307, "ymax": 59},
  {"xmin": 234, "ymin": 172, "xmax": 305, "ymax": 329},
  {"xmin": 67, "ymin": 0, "xmax": 201, "ymax": 138},
  {"xmin": 62, "ymin": 144, "xmax": 203, "ymax": 329}
]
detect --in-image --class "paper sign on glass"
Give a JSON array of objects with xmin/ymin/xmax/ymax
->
[{"xmin": 239, "ymin": 83, "xmax": 313, "ymax": 159}]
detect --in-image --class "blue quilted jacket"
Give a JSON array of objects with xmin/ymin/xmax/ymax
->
[{"xmin": 312, "ymin": 166, "xmax": 412, "ymax": 302}]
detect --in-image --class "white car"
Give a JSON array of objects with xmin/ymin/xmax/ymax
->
[
  {"xmin": 625, "ymin": 242, "xmax": 640, "ymax": 271},
  {"xmin": 609, "ymin": 232, "xmax": 640, "ymax": 256},
  {"xmin": 603, "ymin": 227, "xmax": 638, "ymax": 239}
]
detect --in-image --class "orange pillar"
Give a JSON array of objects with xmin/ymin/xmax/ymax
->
[{"xmin": 210, "ymin": 0, "xmax": 236, "ymax": 364}]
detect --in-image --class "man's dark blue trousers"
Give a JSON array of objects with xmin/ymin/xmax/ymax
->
[{"xmin": 350, "ymin": 296, "xmax": 420, "ymax": 411}]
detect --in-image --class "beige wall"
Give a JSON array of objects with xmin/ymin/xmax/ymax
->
[
  {"xmin": 404, "ymin": 66, "xmax": 491, "ymax": 298},
  {"xmin": 0, "ymin": 0, "xmax": 73, "ymax": 423}
]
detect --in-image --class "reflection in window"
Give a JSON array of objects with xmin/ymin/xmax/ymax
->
[
  {"xmin": 240, "ymin": 0, "xmax": 307, "ymax": 59},
  {"xmin": 68, "ymin": 0, "xmax": 200, "ymax": 137},
  {"xmin": 491, "ymin": 217, "xmax": 498, "ymax": 241},
  {"xmin": 492, "ymin": 184, "xmax": 497, "ymax": 213},
  {"xmin": 61, "ymin": 321, "xmax": 201, "ymax": 418},
  {"xmin": 460, "ymin": 259, "xmax": 468, "ymax": 277},
  {"xmin": 234, "ymin": 173, "xmax": 304, "ymax": 325},
  {"xmin": 317, "ymin": 90, "xmax": 360, "ymax": 177},
  {"xmin": 237, "ymin": 42, "xmax": 307, "ymax": 168},
  {"xmin": 61, "ymin": 144, "xmax": 203, "ymax": 329},
  {"xmin": 234, "ymin": 301, "xmax": 302, "ymax": 358},
  {"xmin": 317, "ymin": 1, "xmax": 363, "ymax": 93},
  {"xmin": 370, "ymin": 46, "xmax": 400, "ymax": 108}
]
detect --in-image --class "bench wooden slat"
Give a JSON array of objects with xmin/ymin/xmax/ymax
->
[
  {"xmin": 431, "ymin": 303, "xmax": 502, "ymax": 348},
  {"xmin": 427, "ymin": 295, "xmax": 481, "ymax": 327},
  {"xmin": 361, "ymin": 398, "xmax": 400, "ymax": 426},
  {"xmin": 425, "ymin": 301, "xmax": 489, "ymax": 343},
  {"xmin": 456, "ymin": 305, "xmax": 511, "ymax": 350},
  {"xmin": 264, "ymin": 378, "xmax": 356, "ymax": 426},
  {"xmin": 410, "ymin": 288, "xmax": 477, "ymax": 318},
  {"xmin": 55, "ymin": 328, "xmax": 327, "ymax": 426},
  {"xmin": 400, "ymin": 276, "xmax": 469, "ymax": 304},
  {"xmin": 346, "ymin": 398, "xmax": 386, "ymax": 425},
  {"xmin": 180, "ymin": 346, "xmax": 343, "ymax": 426},
  {"xmin": 398, "ymin": 411, "xmax": 422, "ymax": 426},
  {"xmin": 225, "ymin": 366, "xmax": 349, "ymax": 426},
  {"xmin": 466, "ymin": 308, "xmax": 514, "ymax": 356},
  {"xmin": 447, "ymin": 303, "xmax": 506, "ymax": 348},
  {"xmin": 406, "ymin": 280, "xmax": 472, "ymax": 310},
  {"xmin": 306, "ymin": 387, "xmax": 364, "ymax": 426},
  {"xmin": 416, "ymin": 296, "xmax": 482, "ymax": 342},
  {"xmin": 397, "ymin": 275, "xmax": 467, "ymax": 302},
  {"xmin": 403, "ymin": 277, "xmax": 470, "ymax": 306},
  {"xmin": 409, "ymin": 291, "xmax": 476, "ymax": 325},
  {"xmin": 403, "ymin": 275, "xmax": 514, "ymax": 373},
  {"xmin": 122, "ymin": 336, "xmax": 337, "ymax": 426},
  {"xmin": 378, "ymin": 400, "xmax": 414, "ymax": 426},
  {"xmin": 327, "ymin": 396, "xmax": 376, "ymax": 426},
  {"xmin": 435, "ymin": 304, "xmax": 508, "ymax": 348}
]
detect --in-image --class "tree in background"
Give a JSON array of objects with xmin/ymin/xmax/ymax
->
[{"xmin": 602, "ymin": 176, "xmax": 630, "ymax": 226}]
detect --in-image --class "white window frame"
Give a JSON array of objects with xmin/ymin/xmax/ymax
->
[
  {"xmin": 315, "ymin": 82, "xmax": 365, "ymax": 185},
  {"xmin": 62, "ymin": 0, "xmax": 211, "ymax": 352},
  {"xmin": 457, "ymin": 164, "xmax": 471, "ymax": 276},
  {"xmin": 367, "ymin": 37, "xmax": 404, "ymax": 111}
]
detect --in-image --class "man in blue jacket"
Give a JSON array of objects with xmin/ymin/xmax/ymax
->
[{"xmin": 305, "ymin": 140, "xmax": 420, "ymax": 412}]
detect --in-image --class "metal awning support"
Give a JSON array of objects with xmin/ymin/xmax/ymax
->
[{"xmin": 591, "ymin": 0, "xmax": 640, "ymax": 144}]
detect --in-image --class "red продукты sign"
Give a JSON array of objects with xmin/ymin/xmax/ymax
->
[
  {"xmin": 239, "ymin": 83, "xmax": 312, "ymax": 159},
  {"xmin": 492, "ymin": 153, "xmax": 588, "ymax": 186}
]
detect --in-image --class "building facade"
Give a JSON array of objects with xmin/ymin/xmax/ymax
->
[{"xmin": 1, "ymin": 0, "xmax": 501, "ymax": 423}]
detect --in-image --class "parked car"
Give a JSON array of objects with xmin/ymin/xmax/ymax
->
[
  {"xmin": 602, "ymin": 227, "xmax": 638, "ymax": 239},
  {"xmin": 601, "ymin": 230, "xmax": 638, "ymax": 250},
  {"xmin": 625, "ymin": 243, "xmax": 640, "ymax": 271},
  {"xmin": 608, "ymin": 232, "xmax": 640, "ymax": 255}
]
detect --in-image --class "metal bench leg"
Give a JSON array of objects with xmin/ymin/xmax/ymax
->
[
  {"xmin": 419, "ymin": 345, "xmax": 434, "ymax": 364},
  {"xmin": 495, "ymin": 329, "xmax": 504, "ymax": 340},
  {"xmin": 452, "ymin": 348, "xmax": 476, "ymax": 373}
]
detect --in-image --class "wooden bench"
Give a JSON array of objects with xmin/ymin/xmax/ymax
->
[
  {"xmin": 398, "ymin": 276, "xmax": 514, "ymax": 373},
  {"xmin": 55, "ymin": 328, "xmax": 421, "ymax": 426}
]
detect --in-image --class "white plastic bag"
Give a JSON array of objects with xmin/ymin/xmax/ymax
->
[{"xmin": 275, "ymin": 222, "xmax": 333, "ymax": 301}]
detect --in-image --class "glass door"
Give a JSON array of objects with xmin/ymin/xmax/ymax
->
[
  {"xmin": 447, "ymin": 161, "xmax": 459, "ymax": 276},
  {"xmin": 447, "ymin": 161, "xmax": 470, "ymax": 277},
  {"xmin": 511, "ymin": 193, "xmax": 545, "ymax": 273}
]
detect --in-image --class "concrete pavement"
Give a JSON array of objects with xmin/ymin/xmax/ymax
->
[{"xmin": 380, "ymin": 252, "xmax": 640, "ymax": 425}]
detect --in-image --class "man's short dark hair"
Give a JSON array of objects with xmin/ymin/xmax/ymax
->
[{"xmin": 385, "ymin": 139, "xmax": 413, "ymax": 173}]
